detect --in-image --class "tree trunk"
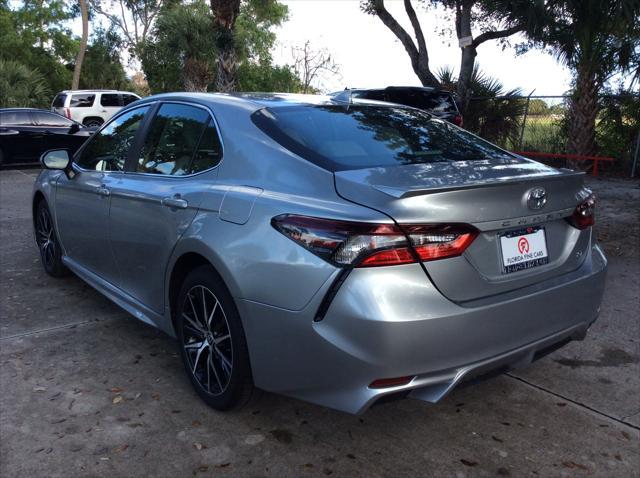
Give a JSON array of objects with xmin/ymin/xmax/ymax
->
[
  {"xmin": 456, "ymin": 1, "xmax": 475, "ymax": 115},
  {"xmin": 72, "ymin": 0, "xmax": 89, "ymax": 90},
  {"xmin": 567, "ymin": 65, "xmax": 598, "ymax": 160},
  {"xmin": 211, "ymin": 0, "xmax": 240, "ymax": 93}
]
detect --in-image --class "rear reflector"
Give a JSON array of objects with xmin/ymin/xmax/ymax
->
[
  {"xmin": 272, "ymin": 214, "xmax": 477, "ymax": 267},
  {"xmin": 567, "ymin": 194, "xmax": 596, "ymax": 230},
  {"xmin": 369, "ymin": 376, "xmax": 414, "ymax": 389},
  {"xmin": 453, "ymin": 115, "xmax": 464, "ymax": 127}
]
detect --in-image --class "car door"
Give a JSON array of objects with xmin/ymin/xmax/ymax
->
[
  {"xmin": 0, "ymin": 111, "xmax": 40, "ymax": 164},
  {"xmin": 31, "ymin": 111, "xmax": 85, "ymax": 152},
  {"xmin": 108, "ymin": 102, "xmax": 223, "ymax": 314},
  {"xmin": 55, "ymin": 105, "xmax": 150, "ymax": 285}
]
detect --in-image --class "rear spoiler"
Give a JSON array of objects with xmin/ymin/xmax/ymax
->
[{"xmin": 372, "ymin": 170, "xmax": 585, "ymax": 199}]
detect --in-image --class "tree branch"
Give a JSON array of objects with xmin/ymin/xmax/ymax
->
[
  {"xmin": 473, "ymin": 25, "xmax": 523, "ymax": 47},
  {"xmin": 403, "ymin": 0, "xmax": 426, "ymax": 56},
  {"xmin": 371, "ymin": 0, "xmax": 419, "ymax": 63}
]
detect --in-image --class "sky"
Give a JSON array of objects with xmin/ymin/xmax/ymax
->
[{"xmin": 271, "ymin": 0, "xmax": 574, "ymax": 95}]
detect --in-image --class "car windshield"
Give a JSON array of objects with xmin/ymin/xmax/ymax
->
[{"xmin": 252, "ymin": 104, "xmax": 517, "ymax": 172}]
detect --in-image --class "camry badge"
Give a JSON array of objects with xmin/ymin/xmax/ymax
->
[{"xmin": 526, "ymin": 187, "xmax": 547, "ymax": 210}]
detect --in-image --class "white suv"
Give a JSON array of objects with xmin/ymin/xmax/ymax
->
[{"xmin": 51, "ymin": 90, "xmax": 141, "ymax": 127}]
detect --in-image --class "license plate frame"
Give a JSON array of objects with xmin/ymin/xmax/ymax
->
[{"xmin": 499, "ymin": 226, "xmax": 549, "ymax": 274}]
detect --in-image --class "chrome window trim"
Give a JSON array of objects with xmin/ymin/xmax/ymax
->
[{"xmin": 124, "ymin": 99, "xmax": 225, "ymax": 180}]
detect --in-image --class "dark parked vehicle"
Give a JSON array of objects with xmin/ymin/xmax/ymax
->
[
  {"xmin": 335, "ymin": 86, "xmax": 464, "ymax": 127},
  {"xmin": 0, "ymin": 108, "xmax": 95, "ymax": 167}
]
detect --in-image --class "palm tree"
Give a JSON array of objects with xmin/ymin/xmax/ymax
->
[
  {"xmin": 72, "ymin": 0, "xmax": 89, "ymax": 89},
  {"xmin": 0, "ymin": 60, "xmax": 50, "ymax": 107},
  {"xmin": 531, "ymin": 0, "xmax": 639, "ymax": 157},
  {"xmin": 438, "ymin": 66, "xmax": 526, "ymax": 148},
  {"xmin": 210, "ymin": 0, "xmax": 240, "ymax": 92}
]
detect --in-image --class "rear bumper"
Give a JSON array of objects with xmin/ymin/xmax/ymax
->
[{"xmin": 238, "ymin": 243, "xmax": 607, "ymax": 414}]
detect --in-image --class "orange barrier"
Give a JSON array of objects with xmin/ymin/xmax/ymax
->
[{"xmin": 513, "ymin": 151, "xmax": 615, "ymax": 177}]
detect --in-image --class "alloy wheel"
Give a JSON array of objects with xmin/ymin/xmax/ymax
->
[
  {"xmin": 181, "ymin": 285, "xmax": 233, "ymax": 396},
  {"xmin": 35, "ymin": 205, "xmax": 57, "ymax": 270}
]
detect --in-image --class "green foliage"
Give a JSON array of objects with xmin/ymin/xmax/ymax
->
[
  {"xmin": 141, "ymin": 0, "xmax": 302, "ymax": 93},
  {"xmin": 597, "ymin": 90, "xmax": 640, "ymax": 172},
  {"xmin": 0, "ymin": 59, "xmax": 50, "ymax": 107},
  {"xmin": 527, "ymin": 99, "xmax": 549, "ymax": 115},
  {"xmin": 237, "ymin": 62, "xmax": 303, "ymax": 92},
  {"xmin": 438, "ymin": 65, "xmax": 526, "ymax": 147},
  {"xmin": 80, "ymin": 28, "xmax": 132, "ymax": 90},
  {"xmin": 140, "ymin": 0, "xmax": 216, "ymax": 92}
]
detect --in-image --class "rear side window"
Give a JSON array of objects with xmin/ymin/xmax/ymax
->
[
  {"xmin": 52, "ymin": 94, "xmax": 67, "ymax": 107},
  {"xmin": 100, "ymin": 94, "xmax": 121, "ymax": 107},
  {"xmin": 76, "ymin": 106, "xmax": 149, "ymax": 171},
  {"xmin": 32, "ymin": 112, "xmax": 73, "ymax": 127},
  {"xmin": 252, "ymin": 104, "xmax": 517, "ymax": 172},
  {"xmin": 122, "ymin": 94, "xmax": 139, "ymax": 106},
  {"xmin": 136, "ymin": 103, "xmax": 212, "ymax": 176},
  {"xmin": 70, "ymin": 94, "xmax": 95, "ymax": 108},
  {"xmin": 0, "ymin": 111, "xmax": 32, "ymax": 125},
  {"xmin": 190, "ymin": 119, "xmax": 223, "ymax": 173}
]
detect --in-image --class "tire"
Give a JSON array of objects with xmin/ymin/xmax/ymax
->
[
  {"xmin": 83, "ymin": 118, "xmax": 103, "ymax": 128},
  {"xmin": 176, "ymin": 265, "xmax": 254, "ymax": 410},
  {"xmin": 34, "ymin": 200, "xmax": 69, "ymax": 277}
]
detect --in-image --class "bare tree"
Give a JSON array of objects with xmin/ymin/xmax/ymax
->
[
  {"xmin": 90, "ymin": 0, "xmax": 164, "ymax": 59},
  {"xmin": 72, "ymin": 0, "xmax": 89, "ymax": 89},
  {"xmin": 291, "ymin": 41, "xmax": 341, "ymax": 93}
]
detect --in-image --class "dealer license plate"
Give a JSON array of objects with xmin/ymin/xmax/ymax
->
[{"xmin": 500, "ymin": 227, "xmax": 549, "ymax": 274}]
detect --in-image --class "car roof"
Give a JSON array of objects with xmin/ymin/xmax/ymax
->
[
  {"xmin": 0, "ymin": 108, "xmax": 55, "ymax": 113},
  {"xmin": 55, "ymin": 90, "xmax": 139, "ymax": 94},
  {"xmin": 133, "ymin": 92, "xmax": 400, "ymax": 113}
]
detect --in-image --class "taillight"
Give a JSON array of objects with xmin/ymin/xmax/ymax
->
[
  {"xmin": 567, "ymin": 194, "xmax": 596, "ymax": 230},
  {"xmin": 453, "ymin": 115, "xmax": 463, "ymax": 127},
  {"xmin": 271, "ymin": 214, "xmax": 477, "ymax": 267},
  {"xmin": 65, "ymin": 107, "xmax": 71, "ymax": 119}
]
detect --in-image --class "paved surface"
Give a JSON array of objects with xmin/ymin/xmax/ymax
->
[{"xmin": 0, "ymin": 169, "xmax": 638, "ymax": 478}]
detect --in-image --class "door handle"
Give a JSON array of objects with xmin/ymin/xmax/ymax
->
[
  {"xmin": 161, "ymin": 196, "xmax": 188, "ymax": 209},
  {"xmin": 95, "ymin": 185, "xmax": 110, "ymax": 197}
]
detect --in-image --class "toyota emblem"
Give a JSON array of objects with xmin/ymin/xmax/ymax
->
[{"xmin": 526, "ymin": 187, "xmax": 547, "ymax": 210}]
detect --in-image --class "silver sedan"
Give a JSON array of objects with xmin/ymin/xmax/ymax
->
[{"xmin": 32, "ymin": 93, "xmax": 607, "ymax": 414}]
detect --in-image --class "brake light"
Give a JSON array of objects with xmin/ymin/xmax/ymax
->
[
  {"xmin": 567, "ymin": 194, "xmax": 596, "ymax": 229},
  {"xmin": 271, "ymin": 215, "xmax": 477, "ymax": 267},
  {"xmin": 64, "ymin": 107, "xmax": 71, "ymax": 119},
  {"xmin": 453, "ymin": 115, "xmax": 463, "ymax": 127}
]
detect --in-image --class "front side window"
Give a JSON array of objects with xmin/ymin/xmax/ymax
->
[
  {"xmin": 0, "ymin": 112, "xmax": 31, "ymax": 125},
  {"xmin": 252, "ymin": 104, "xmax": 520, "ymax": 172},
  {"xmin": 32, "ymin": 112, "xmax": 74, "ymax": 127},
  {"xmin": 137, "ymin": 103, "xmax": 211, "ymax": 176},
  {"xmin": 100, "ymin": 94, "xmax": 121, "ymax": 107},
  {"xmin": 76, "ymin": 106, "xmax": 149, "ymax": 171},
  {"xmin": 70, "ymin": 94, "xmax": 95, "ymax": 108}
]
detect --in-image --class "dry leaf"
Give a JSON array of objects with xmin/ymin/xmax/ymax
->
[
  {"xmin": 193, "ymin": 442, "xmax": 203, "ymax": 450},
  {"xmin": 114, "ymin": 444, "xmax": 129, "ymax": 453},
  {"xmin": 112, "ymin": 395, "xmax": 124, "ymax": 404},
  {"xmin": 110, "ymin": 387, "xmax": 124, "ymax": 393}
]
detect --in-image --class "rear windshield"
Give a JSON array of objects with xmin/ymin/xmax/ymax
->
[
  {"xmin": 252, "ymin": 104, "xmax": 516, "ymax": 172},
  {"xmin": 387, "ymin": 90, "xmax": 457, "ymax": 113},
  {"xmin": 52, "ymin": 94, "xmax": 67, "ymax": 108}
]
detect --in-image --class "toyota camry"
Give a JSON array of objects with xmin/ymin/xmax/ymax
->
[{"xmin": 32, "ymin": 92, "xmax": 607, "ymax": 414}]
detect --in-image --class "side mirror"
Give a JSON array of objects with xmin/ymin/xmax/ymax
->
[
  {"xmin": 69, "ymin": 123, "xmax": 80, "ymax": 134},
  {"xmin": 41, "ymin": 149, "xmax": 71, "ymax": 171}
]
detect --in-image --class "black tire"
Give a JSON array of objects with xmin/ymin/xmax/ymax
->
[
  {"xmin": 176, "ymin": 265, "xmax": 254, "ymax": 410},
  {"xmin": 34, "ymin": 200, "xmax": 69, "ymax": 277},
  {"xmin": 83, "ymin": 118, "xmax": 103, "ymax": 128}
]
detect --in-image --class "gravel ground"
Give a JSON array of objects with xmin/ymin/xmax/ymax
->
[{"xmin": 0, "ymin": 169, "xmax": 638, "ymax": 478}]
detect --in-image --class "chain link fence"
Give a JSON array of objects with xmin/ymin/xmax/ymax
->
[{"xmin": 466, "ymin": 94, "xmax": 640, "ymax": 178}]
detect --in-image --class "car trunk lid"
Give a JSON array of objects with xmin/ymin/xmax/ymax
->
[{"xmin": 334, "ymin": 159, "xmax": 591, "ymax": 302}]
